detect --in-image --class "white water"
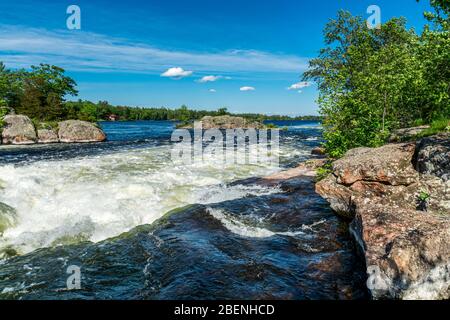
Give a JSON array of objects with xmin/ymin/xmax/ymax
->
[
  {"xmin": 207, "ymin": 208, "xmax": 327, "ymax": 239},
  {"xmin": 0, "ymin": 144, "xmax": 291, "ymax": 255}
]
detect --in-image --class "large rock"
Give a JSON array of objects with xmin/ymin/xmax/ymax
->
[
  {"xmin": 58, "ymin": 120, "xmax": 106, "ymax": 143},
  {"xmin": 199, "ymin": 115, "xmax": 264, "ymax": 129},
  {"xmin": 350, "ymin": 202, "xmax": 450, "ymax": 300},
  {"xmin": 316, "ymin": 139, "xmax": 450, "ymax": 299},
  {"xmin": 332, "ymin": 143, "xmax": 418, "ymax": 186},
  {"xmin": 0, "ymin": 202, "xmax": 17, "ymax": 234},
  {"xmin": 311, "ymin": 147, "xmax": 326, "ymax": 156},
  {"xmin": 1, "ymin": 115, "xmax": 37, "ymax": 145},
  {"xmin": 37, "ymin": 129, "xmax": 59, "ymax": 144},
  {"xmin": 414, "ymin": 133, "xmax": 450, "ymax": 181}
]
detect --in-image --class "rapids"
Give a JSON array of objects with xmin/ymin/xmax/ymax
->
[{"xmin": 0, "ymin": 120, "xmax": 368, "ymax": 299}]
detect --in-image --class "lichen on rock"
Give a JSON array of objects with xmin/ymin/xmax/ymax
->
[
  {"xmin": 315, "ymin": 137, "xmax": 450, "ymax": 299},
  {"xmin": 1, "ymin": 115, "xmax": 37, "ymax": 145},
  {"xmin": 58, "ymin": 120, "xmax": 106, "ymax": 143}
]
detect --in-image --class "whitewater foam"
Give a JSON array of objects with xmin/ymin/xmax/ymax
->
[
  {"xmin": 207, "ymin": 208, "xmax": 327, "ymax": 239},
  {"xmin": 0, "ymin": 144, "xmax": 284, "ymax": 255}
]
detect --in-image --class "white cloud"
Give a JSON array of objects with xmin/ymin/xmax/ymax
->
[
  {"xmin": 240, "ymin": 86, "xmax": 255, "ymax": 91},
  {"xmin": 198, "ymin": 75, "xmax": 221, "ymax": 83},
  {"xmin": 288, "ymin": 81, "xmax": 312, "ymax": 91},
  {"xmin": 209, "ymin": 89, "xmax": 217, "ymax": 92},
  {"xmin": 161, "ymin": 67, "xmax": 193, "ymax": 78},
  {"xmin": 0, "ymin": 25, "xmax": 309, "ymax": 75}
]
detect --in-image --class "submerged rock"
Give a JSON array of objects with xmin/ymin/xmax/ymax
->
[
  {"xmin": 0, "ymin": 202, "xmax": 17, "ymax": 234},
  {"xmin": 316, "ymin": 138, "xmax": 450, "ymax": 299},
  {"xmin": 1, "ymin": 115, "xmax": 37, "ymax": 145},
  {"xmin": 37, "ymin": 129, "xmax": 59, "ymax": 144},
  {"xmin": 58, "ymin": 120, "xmax": 106, "ymax": 143}
]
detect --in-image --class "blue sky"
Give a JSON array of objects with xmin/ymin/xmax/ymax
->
[{"xmin": 0, "ymin": 0, "xmax": 433, "ymax": 115}]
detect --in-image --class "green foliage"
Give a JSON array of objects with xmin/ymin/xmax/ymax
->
[
  {"xmin": 303, "ymin": 2, "xmax": 450, "ymax": 158},
  {"xmin": 418, "ymin": 190, "xmax": 431, "ymax": 202},
  {"xmin": 0, "ymin": 63, "xmax": 78, "ymax": 122},
  {"xmin": 62, "ymin": 100, "xmax": 322, "ymax": 123},
  {"xmin": 265, "ymin": 123, "xmax": 278, "ymax": 129},
  {"xmin": 0, "ymin": 99, "xmax": 8, "ymax": 129},
  {"xmin": 316, "ymin": 161, "xmax": 333, "ymax": 181},
  {"xmin": 32, "ymin": 120, "xmax": 59, "ymax": 131},
  {"xmin": 0, "ymin": 62, "xmax": 322, "ymax": 124},
  {"xmin": 416, "ymin": 189, "xmax": 431, "ymax": 211},
  {"xmin": 416, "ymin": 117, "xmax": 450, "ymax": 137},
  {"xmin": 216, "ymin": 107, "xmax": 229, "ymax": 116}
]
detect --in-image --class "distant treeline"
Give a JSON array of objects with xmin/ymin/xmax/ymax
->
[
  {"xmin": 64, "ymin": 100, "xmax": 322, "ymax": 122},
  {"xmin": 0, "ymin": 62, "xmax": 320, "ymax": 123}
]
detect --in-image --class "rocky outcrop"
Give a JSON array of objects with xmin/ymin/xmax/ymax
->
[
  {"xmin": 196, "ymin": 115, "xmax": 264, "ymax": 129},
  {"xmin": 0, "ymin": 202, "xmax": 17, "ymax": 234},
  {"xmin": 1, "ymin": 115, "xmax": 37, "ymax": 145},
  {"xmin": 389, "ymin": 126, "xmax": 430, "ymax": 142},
  {"xmin": 316, "ymin": 139, "xmax": 450, "ymax": 299},
  {"xmin": 58, "ymin": 120, "xmax": 106, "ymax": 143},
  {"xmin": 37, "ymin": 129, "xmax": 59, "ymax": 144},
  {"xmin": 414, "ymin": 133, "xmax": 450, "ymax": 181},
  {"xmin": 262, "ymin": 159, "xmax": 327, "ymax": 184},
  {"xmin": 0, "ymin": 115, "xmax": 107, "ymax": 145},
  {"xmin": 311, "ymin": 147, "xmax": 326, "ymax": 156},
  {"xmin": 350, "ymin": 202, "xmax": 449, "ymax": 300}
]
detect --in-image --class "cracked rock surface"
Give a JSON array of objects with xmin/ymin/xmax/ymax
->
[{"xmin": 316, "ymin": 138, "xmax": 450, "ymax": 299}]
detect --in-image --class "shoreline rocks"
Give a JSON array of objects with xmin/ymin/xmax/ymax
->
[
  {"xmin": 37, "ymin": 129, "xmax": 59, "ymax": 144},
  {"xmin": 1, "ymin": 115, "xmax": 37, "ymax": 145},
  {"xmin": 316, "ymin": 138, "xmax": 450, "ymax": 299},
  {"xmin": 58, "ymin": 120, "xmax": 106, "ymax": 143},
  {"xmin": 311, "ymin": 147, "xmax": 326, "ymax": 156},
  {"xmin": 0, "ymin": 115, "xmax": 106, "ymax": 145}
]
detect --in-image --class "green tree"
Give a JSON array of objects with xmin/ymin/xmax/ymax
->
[
  {"xmin": 15, "ymin": 64, "xmax": 78, "ymax": 121},
  {"xmin": 303, "ymin": 6, "xmax": 448, "ymax": 158}
]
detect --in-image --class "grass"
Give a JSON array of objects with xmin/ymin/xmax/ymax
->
[
  {"xmin": 316, "ymin": 161, "xmax": 333, "ymax": 181},
  {"xmin": 416, "ymin": 118, "xmax": 450, "ymax": 138}
]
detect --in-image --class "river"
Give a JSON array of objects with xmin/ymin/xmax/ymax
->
[{"xmin": 0, "ymin": 120, "xmax": 368, "ymax": 299}]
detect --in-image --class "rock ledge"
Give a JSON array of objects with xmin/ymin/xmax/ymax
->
[{"xmin": 316, "ymin": 139, "xmax": 450, "ymax": 299}]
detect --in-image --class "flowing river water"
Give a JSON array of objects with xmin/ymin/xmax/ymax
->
[{"xmin": 0, "ymin": 120, "xmax": 368, "ymax": 299}]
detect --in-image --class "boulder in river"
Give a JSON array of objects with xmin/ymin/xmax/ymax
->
[
  {"xmin": 199, "ymin": 115, "xmax": 264, "ymax": 129},
  {"xmin": 58, "ymin": 120, "xmax": 106, "ymax": 143},
  {"xmin": 37, "ymin": 129, "xmax": 59, "ymax": 144},
  {"xmin": 1, "ymin": 115, "xmax": 37, "ymax": 145},
  {"xmin": 316, "ymin": 139, "xmax": 450, "ymax": 299},
  {"xmin": 311, "ymin": 147, "xmax": 326, "ymax": 156}
]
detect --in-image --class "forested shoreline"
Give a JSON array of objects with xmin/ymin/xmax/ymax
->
[
  {"xmin": 303, "ymin": 0, "xmax": 449, "ymax": 157},
  {"xmin": 0, "ymin": 62, "xmax": 321, "ymax": 128}
]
